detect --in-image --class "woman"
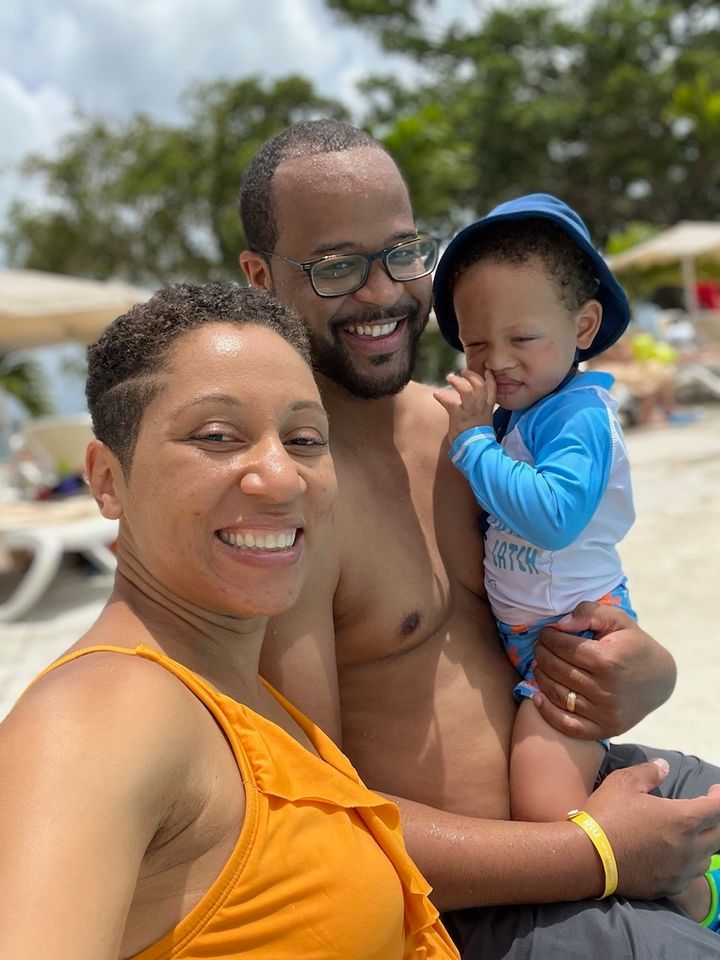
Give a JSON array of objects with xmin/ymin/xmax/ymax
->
[{"xmin": 0, "ymin": 283, "xmax": 458, "ymax": 960}]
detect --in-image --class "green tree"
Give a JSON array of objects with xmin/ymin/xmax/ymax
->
[
  {"xmin": 5, "ymin": 3, "xmax": 719, "ymax": 379},
  {"xmin": 328, "ymin": 0, "xmax": 720, "ymax": 243},
  {"xmin": 3, "ymin": 76, "xmax": 348, "ymax": 286},
  {"xmin": 0, "ymin": 354, "xmax": 51, "ymax": 417}
]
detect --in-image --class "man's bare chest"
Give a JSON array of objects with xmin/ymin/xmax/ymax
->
[{"xmin": 332, "ymin": 451, "xmax": 485, "ymax": 667}]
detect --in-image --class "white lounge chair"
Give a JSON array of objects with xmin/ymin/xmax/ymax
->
[
  {"xmin": 0, "ymin": 414, "xmax": 117, "ymax": 622},
  {"xmin": 0, "ymin": 499, "xmax": 117, "ymax": 622}
]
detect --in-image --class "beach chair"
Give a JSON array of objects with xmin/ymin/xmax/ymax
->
[
  {"xmin": 0, "ymin": 414, "xmax": 117, "ymax": 622},
  {"xmin": 0, "ymin": 498, "xmax": 117, "ymax": 622}
]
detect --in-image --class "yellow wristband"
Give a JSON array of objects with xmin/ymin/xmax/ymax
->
[{"xmin": 565, "ymin": 809, "xmax": 618, "ymax": 899}]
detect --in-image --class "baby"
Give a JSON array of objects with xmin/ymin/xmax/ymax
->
[
  {"xmin": 431, "ymin": 196, "xmax": 720, "ymax": 929},
  {"xmin": 432, "ymin": 193, "xmax": 636, "ymax": 823}
]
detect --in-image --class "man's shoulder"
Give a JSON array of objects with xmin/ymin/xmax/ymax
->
[
  {"xmin": 405, "ymin": 378, "xmax": 442, "ymax": 403},
  {"xmin": 399, "ymin": 379, "xmax": 451, "ymax": 429}
]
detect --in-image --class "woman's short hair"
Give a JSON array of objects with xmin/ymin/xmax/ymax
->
[{"xmin": 86, "ymin": 282, "xmax": 311, "ymax": 472}]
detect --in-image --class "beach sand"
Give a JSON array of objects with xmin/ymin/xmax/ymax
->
[
  {"xmin": 613, "ymin": 406, "xmax": 720, "ymax": 763},
  {"xmin": 1, "ymin": 407, "xmax": 719, "ymax": 765}
]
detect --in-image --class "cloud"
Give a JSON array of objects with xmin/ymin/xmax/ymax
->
[
  {"xmin": 0, "ymin": 70, "xmax": 79, "ymax": 225},
  {"xmin": 1, "ymin": 0, "xmax": 389, "ymax": 123},
  {"xmin": 0, "ymin": 0, "xmax": 471, "ymax": 251},
  {"xmin": 0, "ymin": 72, "xmax": 75, "ymax": 158},
  {"xmin": 0, "ymin": 0, "xmax": 387, "ymax": 228},
  {"xmin": 0, "ymin": 0, "xmax": 477, "ymax": 415}
]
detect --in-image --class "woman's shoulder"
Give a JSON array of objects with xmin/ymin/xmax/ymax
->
[
  {"xmin": 14, "ymin": 642, "xmax": 193, "ymax": 721},
  {"xmin": 0, "ymin": 641, "xmax": 247, "ymax": 958},
  {"xmin": 1, "ymin": 643, "xmax": 215, "ymax": 814}
]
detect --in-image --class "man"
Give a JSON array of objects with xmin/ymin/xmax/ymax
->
[{"xmin": 239, "ymin": 120, "xmax": 720, "ymax": 956}]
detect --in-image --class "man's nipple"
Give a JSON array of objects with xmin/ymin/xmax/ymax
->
[{"xmin": 400, "ymin": 611, "xmax": 421, "ymax": 637}]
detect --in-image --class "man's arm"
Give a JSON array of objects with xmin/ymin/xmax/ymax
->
[
  {"xmin": 532, "ymin": 601, "xmax": 677, "ymax": 739},
  {"xmin": 394, "ymin": 758, "xmax": 720, "ymax": 911}
]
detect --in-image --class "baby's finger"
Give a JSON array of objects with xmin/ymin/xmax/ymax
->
[
  {"xmin": 433, "ymin": 387, "xmax": 462, "ymax": 413},
  {"xmin": 446, "ymin": 372, "xmax": 475, "ymax": 398},
  {"xmin": 483, "ymin": 367, "xmax": 498, "ymax": 406},
  {"xmin": 460, "ymin": 368, "xmax": 487, "ymax": 392}
]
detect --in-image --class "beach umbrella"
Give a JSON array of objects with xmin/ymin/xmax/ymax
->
[
  {"xmin": 0, "ymin": 269, "xmax": 151, "ymax": 351},
  {"xmin": 607, "ymin": 221, "xmax": 720, "ymax": 313}
]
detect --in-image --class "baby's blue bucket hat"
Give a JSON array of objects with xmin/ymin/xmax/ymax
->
[{"xmin": 432, "ymin": 193, "xmax": 630, "ymax": 362}]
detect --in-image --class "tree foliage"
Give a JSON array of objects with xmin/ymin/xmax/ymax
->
[
  {"xmin": 3, "ymin": 0, "xmax": 719, "ymax": 290},
  {"xmin": 0, "ymin": 354, "xmax": 51, "ymax": 417},
  {"xmin": 329, "ymin": 0, "xmax": 720, "ymax": 243},
  {"xmin": 3, "ymin": 77, "xmax": 347, "ymax": 286}
]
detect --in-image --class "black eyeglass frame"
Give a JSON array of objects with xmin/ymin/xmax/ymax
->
[{"xmin": 254, "ymin": 234, "xmax": 439, "ymax": 298}]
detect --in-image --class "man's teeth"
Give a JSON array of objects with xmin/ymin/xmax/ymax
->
[
  {"xmin": 218, "ymin": 530, "xmax": 297, "ymax": 550},
  {"xmin": 344, "ymin": 321, "xmax": 399, "ymax": 338}
]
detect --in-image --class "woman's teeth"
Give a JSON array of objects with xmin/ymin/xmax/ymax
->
[{"xmin": 218, "ymin": 530, "xmax": 297, "ymax": 550}]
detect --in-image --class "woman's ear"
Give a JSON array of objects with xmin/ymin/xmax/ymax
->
[
  {"xmin": 576, "ymin": 299, "xmax": 603, "ymax": 351},
  {"xmin": 239, "ymin": 250, "xmax": 273, "ymax": 291},
  {"xmin": 85, "ymin": 440, "xmax": 125, "ymax": 520}
]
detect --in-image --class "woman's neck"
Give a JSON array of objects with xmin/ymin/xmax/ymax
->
[{"xmin": 90, "ymin": 553, "xmax": 269, "ymax": 706}]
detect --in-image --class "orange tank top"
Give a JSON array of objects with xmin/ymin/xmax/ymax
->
[{"xmin": 38, "ymin": 645, "xmax": 458, "ymax": 960}]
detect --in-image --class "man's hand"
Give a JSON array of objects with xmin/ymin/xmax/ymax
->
[
  {"xmin": 585, "ymin": 757, "xmax": 720, "ymax": 900},
  {"xmin": 531, "ymin": 600, "xmax": 677, "ymax": 740},
  {"xmin": 433, "ymin": 368, "xmax": 497, "ymax": 442}
]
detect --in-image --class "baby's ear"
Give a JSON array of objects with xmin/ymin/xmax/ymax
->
[{"xmin": 576, "ymin": 300, "xmax": 602, "ymax": 350}]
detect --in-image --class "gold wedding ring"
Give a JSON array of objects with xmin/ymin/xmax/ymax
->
[{"xmin": 565, "ymin": 690, "xmax": 577, "ymax": 713}]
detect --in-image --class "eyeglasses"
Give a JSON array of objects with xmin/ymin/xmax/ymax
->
[{"xmin": 256, "ymin": 235, "xmax": 439, "ymax": 298}]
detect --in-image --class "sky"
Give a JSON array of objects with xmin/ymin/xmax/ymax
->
[
  {"xmin": 0, "ymin": 0, "xmax": 476, "ymax": 233},
  {"xmin": 0, "ymin": 0, "xmax": 474, "ymax": 418}
]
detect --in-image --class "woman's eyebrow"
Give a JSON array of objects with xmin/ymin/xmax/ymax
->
[
  {"xmin": 170, "ymin": 396, "xmax": 328, "ymax": 419},
  {"xmin": 171, "ymin": 393, "xmax": 243, "ymax": 416},
  {"xmin": 290, "ymin": 400, "xmax": 327, "ymax": 416}
]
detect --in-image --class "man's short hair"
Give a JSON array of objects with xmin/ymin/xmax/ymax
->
[
  {"xmin": 450, "ymin": 219, "xmax": 599, "ymax": 316},
  {"xmin": 86, "ymin": 282, "xmax": 311, "ymax": 473},
  {"xmin": 239, "ymin": 119, "xmax": 384, "ymax": 253}
]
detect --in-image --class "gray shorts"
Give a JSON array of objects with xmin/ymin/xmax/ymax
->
[{"xmin": 442, "ymin": 743, "xmax": 720, "ymax": 959}]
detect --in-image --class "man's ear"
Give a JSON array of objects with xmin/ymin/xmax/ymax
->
[
  {"xmin": 85, "ymin": 440, "xmax": 125, "ymax": 520},
  {"xmin": 239, "ymin": 250, "xmax": 272, "ymax": 291},
  {"xmin": 576, "ymin": 299, "xmax": 603, "ymax": 351}
]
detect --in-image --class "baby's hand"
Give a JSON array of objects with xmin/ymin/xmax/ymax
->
[{"xmin": 433, "ymin": 368, "xmax": 497, "ymax": 442}]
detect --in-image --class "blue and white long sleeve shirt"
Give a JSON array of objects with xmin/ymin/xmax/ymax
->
[{"xmin": 448, "ymin": 372, "xmax": 635, "ymax": 624}]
